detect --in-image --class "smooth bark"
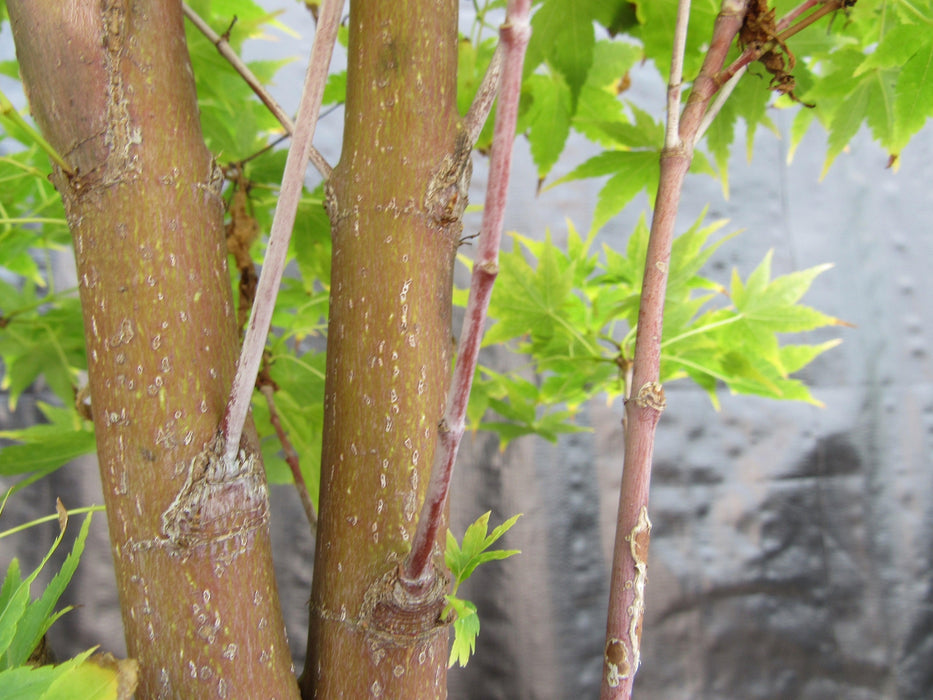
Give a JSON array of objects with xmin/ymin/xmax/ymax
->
[
  {"xmin": 600, "ymin": 2, "xmax": 748, "ymax": 698},
  {"xmin": 402, "ymin": 0, "xmax": 531, "ymax": 591},
  {"xmin": 300, "ymin": 0, "xmax": 463, "ymax": 696}
]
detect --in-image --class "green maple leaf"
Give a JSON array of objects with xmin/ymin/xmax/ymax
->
[
  {"xmin": 445, "ymin": 596, "xmax": 479, "ymax": 668},
  {"xmin": 485, "ymin": 232, "xmax": 577, "ymax": 349},
  {"xmin": 893, "ymin": 37, "xmax": 933, "ymax": 152},
  {"xmin": 0, "ymin": 403, "xmax": 95, "ymax": 478},
  {"xmin": 446, "ymin": 511, "xmax": 522, "ymax": 587},
  {"xmin": 443, "ymin": 512, "xmax": 522, "ymax": 667},
  {"xmin": 522, "ymin": 73, "xmax": 573, "ymax": 179},
  {"xmin": 525, "ymin": 0, "xmax": 601, "ymax": 108},
  {"xmin": 636, "ymin": 0, "xmax": 719, "ymax": 81},
  {"xmin": 552, "ymin": 150, "xmax": 661, "ymax": 233},
  {"xmin": 719, "ymin": 252, "xmax": 846, "ymax": 376}
]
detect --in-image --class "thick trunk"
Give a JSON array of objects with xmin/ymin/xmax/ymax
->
[
  {"xmin": 7, "ymin": 2, "xmax": 298, "ymax": 698},
  {"xmin": 301, "ymin": 0, "xmax": 464, "ymax": 696}
]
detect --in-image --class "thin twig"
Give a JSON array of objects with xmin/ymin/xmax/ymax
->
[
  {"xmin": 600, "ymin": 2, "xmax": 750, "ymax": 697},
  {"xmin": 259, "ymin": 383, "xmax": 317, "ymax": 531},
  {"xmin": 464, "ymin": 44, "xmax": 504, "ymax": 147},
  {"xmin": 665, "ymin": 0, "xmax": 692, "ymax": 149},
  {"xmin": 694, "ymin": 64, "xmax": 746, "ymax": 146},
  {"xmin": 0, "ymin": 88, "xmax": 72, "ymax": 174},
  {"xmin": 181, "ymin": 2, "xmax": 332, "ymax": 178},
  {"xmin": 776, "ymin": 0, "xmax": 822, "ymax": 31},
  {"xmin": 715, "ymin": 0, "xmax": 846, "ymax": 87},
  {"xmin": 400, "ymin": 0, "xmax": 533, "ymax": 591},
  {"xmin": 221, "ymin": 0, "xmax": 344, "ymax": 463},
  {"xmin": 776, "ymin": 1, "xmax": 846, "ymax": 39}
]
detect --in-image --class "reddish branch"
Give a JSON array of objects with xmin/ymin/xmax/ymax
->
[
  {"xmin": 600, "ymin": 2, "xmax": 749, "ymax": 698},
  {"xmin": 221, "ymin": 0, "xmax": 343, "ymax": 463},
  {"xmin": 698, "ymin": 0, "xmax": 850, "ymax": 144},
  {"xmin": 716, "ymin": 0, "xmax": 850, "ymax": 88},
  {"xmin": 258, "ymin": 382, "xmax": 317, "ymax": 530},
  {"xmin": 602, "ymin": 3, "xmax": 854, "ymax": 696},
  {"xmin": 400, "ymin": 0, "xmax": 532, "ymax": 591}
]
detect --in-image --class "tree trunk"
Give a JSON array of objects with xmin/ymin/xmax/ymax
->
[
  {"xmin": 7, "ymin": 2, "xmax": 299, "ymax": 697},
  {"xmin": 300, "ymin": 0, "xmax": 464, "ymax": 696}
]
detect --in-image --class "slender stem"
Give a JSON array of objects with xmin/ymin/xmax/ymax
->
[
  {"xmin": 181, "ymin": 2, "xmax": 332, "ymax": 178},
  {"xmin": 0, "ymin": 505, "xmax": 106, "ymax": 540},
  {"xmin": 694, "ymin": 65, "xmax": 746, "ymax": 146},
  {"xmin": 221, "ymin": 0, "xmax": 344, "ymax": 462},
  {"xmin": 776, "ymin": 0, "xmax": 821, "ymax": 31},
  {"xmin": 0, "ymin": 217, "xmax": 67, "ymax": 225},
  {"xmin": 775, "ymin": 1, "xmax": 846, "ymax": 39},
  {"xmin": 716, "ymin": 0, "xmax": 845, "ymax": 87},
  {"xmin": 665, "ymin": 0, "xmax": 692, "ymax": 149},
  {"xmin": 400, "ymin": 0, "xmax": 532, "ymax": 590},
  {"xmin": 464, "ymin": 44, "xmax": 504, "ymax": 147},
  {"xmin": 0, "ymin": 88, "xmax": 72, "ymax": 173},
  {"xmin": 259, "ymin": 384, "xmax": 317, "ymax": 530},
  {"xmin": 661, "ymin": 311, "xmax": 743, "ymax": 348},
  {"xmin": 600, "ymin": 2, "xmax": 750, "ymax": 698}
]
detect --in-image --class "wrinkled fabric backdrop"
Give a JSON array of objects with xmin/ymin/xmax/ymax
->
[{"xmin": 2, "ymin": 5, "xmax": 931, "ymax": 699}]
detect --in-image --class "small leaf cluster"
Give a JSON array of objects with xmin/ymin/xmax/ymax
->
[
  {"xmin": 467, "ymin": 213, "xmax": 845, "ymax": 442},
  {"xmin": 0, "ymin": 499, "xmax": 132, "ymax": 698},
  {"xmin": 444, "ymin": 511, "xmax": 521, "ymax": 668},
  {"xmin": 1, "ymin": 68, "xmax": 93, "ymax": 477}
]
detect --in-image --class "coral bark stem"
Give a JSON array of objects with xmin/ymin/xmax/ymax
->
[
  {"xmin": 401, "ymin": 0, "xmax": 532, "ymax": 590},
  {"xmin": 600, "ymin": 2, "xmax": 749, "ymax": 698}
]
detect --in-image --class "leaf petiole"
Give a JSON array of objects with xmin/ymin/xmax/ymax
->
[{"xmin": 0, "ymin": 89, "xmax": 71, "ymax": 174}]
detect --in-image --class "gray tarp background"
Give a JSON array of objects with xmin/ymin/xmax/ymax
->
[{"xmin": 2, "ymin": 5, "xmax": 931, "ymax": 698}]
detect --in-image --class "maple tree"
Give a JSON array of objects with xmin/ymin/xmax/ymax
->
[{"xmin": 1, "ymin": 0, "xmax": 930, "ymax": 697}]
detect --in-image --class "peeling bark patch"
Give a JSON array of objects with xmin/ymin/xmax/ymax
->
[
  {"xmin": 198, "ymin": 159, "xmax": 225, "ymax": 207},
  {"xmin": 98, "ymin": 0, "xmax": 142, "ymax": 184},
  {"xmin": 158, "ymin": 436, "xmax": 269, "ymax": 564},
  {"xmin": 634, "ymin": 381, "xmax": 666, "ymax": 412},
  {"xmin": 620, "ymin": 505, "xmax": 651, "ymax": 681},
  {"xmin": 604, "ymin": 637, "xmax": 629, "ymax": 687}
]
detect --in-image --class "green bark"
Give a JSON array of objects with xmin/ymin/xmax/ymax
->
[
  {"xmin": 301, "ymin": 0, "xmax": 465, "ymax": 696},
  {"xmin": 7, "ymin": 2, "xmax": 298, "ymax": 698}
]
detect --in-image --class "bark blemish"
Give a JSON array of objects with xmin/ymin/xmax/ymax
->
[
  {"xmin": 604, "ymin": 637, "xmax": 629, "ymax": 687},
  {"xmin": 159, "ymin": 435, "xmax": 268, "ymax": 563},
  {"xmin": 620, "ymin": 505, "xmax": 651, "ymax": 680},
  {"xmin": 361, "ymin": 565, "xmax": 449, "ymax": 644},
  {"xmin": 98, "ymin": 0, "xmax": 142, "ymax": 184},
  {"xmin": 424, "ymin": 133, "xmax": 471, "ymax": 230}
]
